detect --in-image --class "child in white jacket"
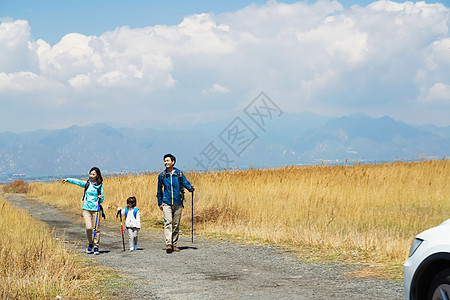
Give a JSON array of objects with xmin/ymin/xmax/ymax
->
[{"xmin": 117, "ymin": 196, "xmax": 141, "ymax": 251}]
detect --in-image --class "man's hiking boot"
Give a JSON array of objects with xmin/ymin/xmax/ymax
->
[
  {"xmin": 166, "ymin": 245, "xmax": 173, "ymax": 254},
  {"xmin": 172, "ymin": 246, "xmax": 180, "ymax": 252},
  {"xmin": 86, "ymin": 245, "xmax": 94, "ymax": 254},
  {"xmin": 94, "ymin": 248, "xmax": 99, "ymax": 255}
]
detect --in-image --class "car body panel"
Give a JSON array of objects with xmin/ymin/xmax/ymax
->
[{"xmin": 404, "ymin": 219, "xmax": 450, "ymax": 299}]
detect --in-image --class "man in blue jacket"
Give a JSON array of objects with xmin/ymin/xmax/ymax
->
[{"xmin": 157, "ymin": 153, "xmax": 194, "ymax": 253}]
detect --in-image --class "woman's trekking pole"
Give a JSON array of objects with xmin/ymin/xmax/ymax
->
[
  {"xmin": 191, "ymin": 191, "xmax": 194, "ymax": 243},
  {"xmin": 116, "ymin": 210, "xmax": 126, "ymax": 251},
  {"xmin": 92, "ymin": 200, "xmax": 100, "ymax": 247}
]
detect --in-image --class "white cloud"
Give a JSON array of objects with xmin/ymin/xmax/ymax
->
[
  {"xmin": 68, "ymin": 73, "xmax": 91, "ymax": 88},
  {"xmin": 423, "ymin": 38, "xmax": 450, "ymax": 71},
  {"xmin": 97, "ymin": 70, "xmax": 128, "ymax": 87},
  {"xmin": 0, "ymin": 19, "xmax": 29, "ymax": 48},
  {"xmin": 0, "ymin": 19, "xmax": 38, "ymax": 73},
  {"xmin": 0, "ymin": 71, "xmax": 60, "ymax": 92},
  {"xmin": 295, "ymin": 15, "xmax": 368, "ymax": 65},
  {"xmin": 426, "ymin": 82, "xmax": 450, "ymax": 102},
  {"xmin": 177, "ymin": 13, "xmax": 234, "ymax": 55},
  {"xmin": 1, "ymin": 0, "xmax": 450, "ymax": 131},
  {"xmin": 35, "ymin": 33, "xmax": 103, "ymax": 79},
  {"xmin": 201, "ymin": 83, "xmax": 230, "ymax": 95},
  {"xmin": 417, "ymin": 37, "xmax": 450, "ymax": 102}
]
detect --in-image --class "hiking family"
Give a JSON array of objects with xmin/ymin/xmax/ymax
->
[{"xmin": 62, "ymin": 153, "xmax": 194, "ymax": 255}]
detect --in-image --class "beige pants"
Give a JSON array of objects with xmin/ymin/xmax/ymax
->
[
  {"xmin": 82, "ymin": 209, "xmax": 101, "ymax": 248},
  {"xmin": 162, "ymin": 204, "xmax": 183, "ymax": 246}
]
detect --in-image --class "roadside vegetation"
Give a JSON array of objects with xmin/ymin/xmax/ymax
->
[
  {"xmin": 29, "ymin": 160, "xmax": 450, "ymax": 279},
  {"xmin": 2, "ymin": 179, "xmax": 29, "ymax": 193},
  {"xmin": 0, "ymin": 194, "xmax": 117, "ymax": 299}
]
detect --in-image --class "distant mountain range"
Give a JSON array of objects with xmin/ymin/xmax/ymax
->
[{"xmin": 1, "ymin": 112, "xmax": 449, "ymax": 181}]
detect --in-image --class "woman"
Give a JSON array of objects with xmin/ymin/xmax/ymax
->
[{"xmin": 62, "ymin": 167, "xmax": 105, "ymax": 255}]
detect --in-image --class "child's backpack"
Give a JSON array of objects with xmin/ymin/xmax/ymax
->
[{"xmin": 124, "ymin": 207, "xmax": 139, "ymax": 220}]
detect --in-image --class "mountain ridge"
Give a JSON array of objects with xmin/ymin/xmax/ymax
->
[{"xmin": 1, "ymin": 112, "xmax": 449, "ymax": 180}]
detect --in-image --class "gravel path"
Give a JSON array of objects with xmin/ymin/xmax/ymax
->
[{"xmin": 6, "ymin": 194, "xmax": 403, "ymax": 299}]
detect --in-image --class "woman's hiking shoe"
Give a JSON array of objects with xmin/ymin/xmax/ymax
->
[
  {"xmin": 166, "ymin": 245, "xmax": 173, "ymax": 253},
  {"xmin": 94, "ymin": 248, "xmax": 100, "ymax": 255},
  {"xmin": 172, "ymin": 246, "xmax": 180, "ymax": 252},
  {"xmin": 86, "ymin": 245, "xmax": 94, "ymax": 254}
]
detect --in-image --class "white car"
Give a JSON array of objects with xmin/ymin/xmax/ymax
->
[{"xmin": 404, "ymin": 219, "xmax": 450, "ymax": 300}]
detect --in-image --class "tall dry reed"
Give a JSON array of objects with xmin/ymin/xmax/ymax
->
[
  {"xmin": 0, "ymin": 195, "xmax": 99, "ymax": 299},
  {"xmin": 29, "ymin": 160, "xmax": 450, "ymax": 277}
]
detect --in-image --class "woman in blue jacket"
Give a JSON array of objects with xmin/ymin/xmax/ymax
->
[{"xmin": 62, "ymin": 167, "xmax": 104, "ymax": 255}]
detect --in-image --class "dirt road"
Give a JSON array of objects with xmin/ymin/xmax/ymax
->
[{"xmin": 6, "ymin": 194, "xmax": 403, "ymax": 299}]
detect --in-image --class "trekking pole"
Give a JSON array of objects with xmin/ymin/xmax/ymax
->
[
  {"xmin": 191, "ymin": 191, "xmax": 194, "ymax": 243},
  {"xmin": 92, "ymin": 200, "xmax": 100, "ymax": 248},
  {"xmin": 116, "ymin": 210, "xmax": 126, "ymax": 251}
]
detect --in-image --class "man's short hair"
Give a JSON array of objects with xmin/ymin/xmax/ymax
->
[{"xmin": 163, "ymin": 153, "xmax": 176, "ymax": 164}]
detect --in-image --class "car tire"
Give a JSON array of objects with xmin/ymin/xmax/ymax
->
[{"xmin": 429, "ymin": 268, "xmax": 450, "ymax": 300}]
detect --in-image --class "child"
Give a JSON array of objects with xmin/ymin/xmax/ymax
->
[{"xmin": 117, "ymin": 196, "xmax": 141, "ymax": 251}]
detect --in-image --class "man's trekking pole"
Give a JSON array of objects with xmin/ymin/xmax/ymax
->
[
  {"xmin": 116, "ymin": 210, "xmax": 126, "ymax": 251},
  {"xmin": 191, "ymin": 191, "xmax": 194, "ymax": 243}
]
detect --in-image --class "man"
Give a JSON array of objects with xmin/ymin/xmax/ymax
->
[{"xmin": 157, "ymin": 153, "xmax": 194, "ymax": 253}]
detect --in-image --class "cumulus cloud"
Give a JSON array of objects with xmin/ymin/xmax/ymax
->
[
  {"xmin": 0, "ymin": 19, "xmax": 29, "ymax": 48},
  {"xmin": 0, "ymin": 71, "xmax": 63, "ymax": 92},
  {"xmin": 426, "ymin": 82, "xmax": 450, "ymax": 102},
  {"xmin": 35, "ymin": 33, "xmax": 103, "ymax": 79},
  {"xmin": 1, "ymin": 0, "xmax": 450, "ymax": 131},
  {"xmin": 0, "ymin": 19, "xmax": 38, "ymax": 73},
  {"xmin": 201, "ymin": 83, "xmax": 230, "ymax": 95}
]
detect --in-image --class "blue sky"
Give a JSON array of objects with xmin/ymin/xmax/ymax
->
[{"xmin": 1, "ymin": 0, "xmax": 450, "ymax": 132}]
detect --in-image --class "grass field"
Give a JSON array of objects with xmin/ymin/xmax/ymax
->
[
  {"xmin": 0, "ymin": 193, "xmax": 121, "ymax": 299},
  {"xmin": 29, "ymin": 159, "xmax": 450, "ymax": 279}
]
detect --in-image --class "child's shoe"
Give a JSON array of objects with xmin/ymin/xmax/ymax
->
[
  {"xmin": 129, "ymin": 247, "xmax": 134, "ymax": 251},
  {"xmin": 94, "ymin": 248, "xmax": 99, "ymax": 255},
  {"xmin": 86, "ymin": 244, "xmax": 94, "ymax": 254}
]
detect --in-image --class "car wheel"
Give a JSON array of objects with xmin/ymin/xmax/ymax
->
[{"xmin": 429, "ymin": 268, "xmax": 450, "ymax": 300}]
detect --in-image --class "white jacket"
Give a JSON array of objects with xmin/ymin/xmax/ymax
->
[{"xmin": 120, "ymin": 207, "xmax": 141, "ymax": 229}]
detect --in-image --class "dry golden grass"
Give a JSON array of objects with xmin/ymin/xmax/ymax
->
[
  {"xmin": 0, "ymin": 195, "xmax": 112, "ymax": 299},
  {"xmin": 29, "ymin": 160, "xmax": 450, "ymax": 279},
  {"xmin": 2, "ymin": 180, "xmax": 30, "ymax": 193}
]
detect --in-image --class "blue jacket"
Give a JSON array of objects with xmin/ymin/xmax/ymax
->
[
  {"xmin": 67, "ymin": 178, "xmax": 104, "ymax": 211},
  {"xmin": 157, "ymin": 168, "xmax": 192, "ymax": 206}
]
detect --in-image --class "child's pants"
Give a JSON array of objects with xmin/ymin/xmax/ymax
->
[
  {"xmin": 82, "ymin": 209, "xmax": 101, "ymax": 248},
  {"xmin": 127, "ymin": 227, "xmax": 138, "ymax": 250}
]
